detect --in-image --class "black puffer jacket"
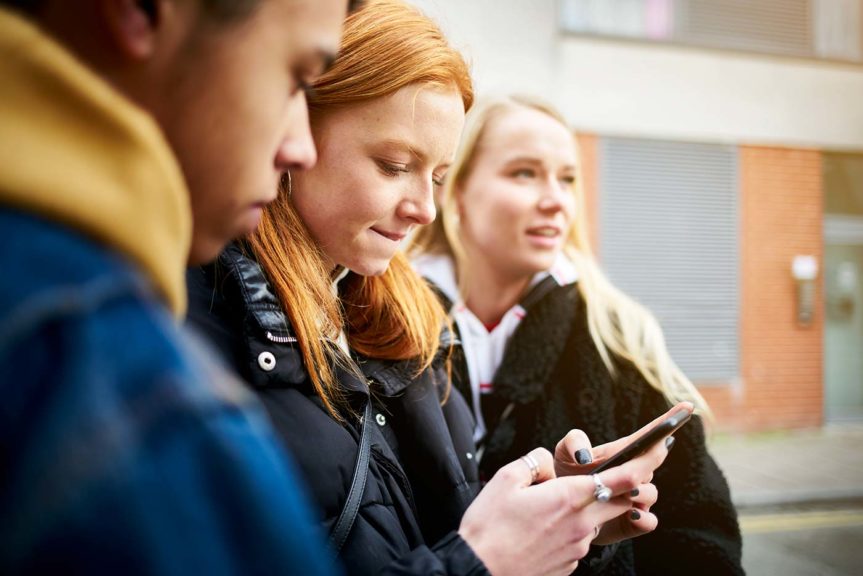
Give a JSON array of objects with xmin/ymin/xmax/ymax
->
[
  {"xmin": 186, "ymin": 245, "xmax": 487, "ymax": 576},
  {"xmin": 439, "ymin": 281, "xmax": 745, "ymax": 576}
]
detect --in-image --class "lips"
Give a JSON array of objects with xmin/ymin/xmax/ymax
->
[
  {"xmin": 526, "ymin": 225, "xmax": 561, "ymax": 238},
  {"xmin": 371, "ymin": 227, "xmax": 408, "ymax": 242}
]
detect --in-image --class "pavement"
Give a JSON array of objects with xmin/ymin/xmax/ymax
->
[{"xmin": 708, "ymin": 423, "xmax": 863, "ymax": 511}]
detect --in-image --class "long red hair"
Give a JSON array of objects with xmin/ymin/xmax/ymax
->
[{"xmin": 248, "ymin": 0, "xmax": 472, "ymax": 418}]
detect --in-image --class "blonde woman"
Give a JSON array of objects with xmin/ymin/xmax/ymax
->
[{"xmin": 409, "ymin": 95, "xmax": 744, "ymax": 575}]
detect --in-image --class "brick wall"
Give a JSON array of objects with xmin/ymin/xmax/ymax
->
[{"xmin": 729, "ymin": 146, "xmax": 824, "ymax": 431}]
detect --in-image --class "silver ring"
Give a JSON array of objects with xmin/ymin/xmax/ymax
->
[
  {"xmin": 593, "ymin": 524, "xmax": 600, "ymax": 539},
  {"xmin": 520, "ymin": 453, "xmax": 540, "ymax": 485},
  {"xmin": 592, "ymin": 474, "xmax": 612, "ymax": 503}
]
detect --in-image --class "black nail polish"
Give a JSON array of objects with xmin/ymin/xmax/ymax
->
[
  {"xmin": 630, "ymin": 488, "xmax": 639, "ymax": 497},
  {"xmin": 665, "ymin": 436, "xmax": 676, "ymax": 450},
  {"xmin": 574, "ymin": 448, "xmax": 593, "ymax": 465},
  {"xmin": 630, "ymin": 509, "xmax": 641, "ymax": 521}
]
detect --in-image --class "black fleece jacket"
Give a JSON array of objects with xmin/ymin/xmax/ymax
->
[{"xmin": 443, "ymin": 281, "xmax": 745, "ymax": 576}]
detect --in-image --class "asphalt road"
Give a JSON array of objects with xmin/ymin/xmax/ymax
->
[{"xmin": 740, "ymin": 503, "xmax": 863, "ymax": 575}]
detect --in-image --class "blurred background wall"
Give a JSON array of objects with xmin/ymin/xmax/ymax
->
[{"xmin": 412, "ymin": 0, "xmax": 863, "ymax": 432}]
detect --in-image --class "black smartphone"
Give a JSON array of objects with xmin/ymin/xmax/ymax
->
[{"xmin": 590, "ymin": 408, "xmax": 691, "ymax": 474}]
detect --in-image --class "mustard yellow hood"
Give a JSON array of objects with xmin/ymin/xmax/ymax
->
[{"xmin": 0, "ymin": 8, "xmax": 191, "ymax": 317}]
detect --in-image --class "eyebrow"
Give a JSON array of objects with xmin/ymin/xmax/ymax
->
[
  {"xmin": 299, "ymin": 49, "xmax": 337, "ymax": 94},
  {"xmin": 380, "ymin": 138, "xmax": 425, "ymax": 162},
  {"xmin": 377, "ymin": 138, "xmax": 454, "ymax": 170},
  {"xmin": 503, "ymin": 155, "xmax": 576, "ymax": 171},
  {"xmin": 319, "ymin": 51, "xmax": 337, "ymax": 75}
]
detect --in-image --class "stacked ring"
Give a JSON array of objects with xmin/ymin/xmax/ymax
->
[
  {"xmin": 592, "ymin": 474, "xmax": 612, "ymax": 502},
  {"xmin": 520, "ymin": 453, "xmax": 540, "ymax": 485}
]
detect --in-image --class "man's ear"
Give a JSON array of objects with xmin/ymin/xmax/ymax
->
[{"xmin": 100, "ymin": 0, "xmax": 161, "ymax": 59}]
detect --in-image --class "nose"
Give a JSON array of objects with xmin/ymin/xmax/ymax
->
[
  {"xmin": 537, "ymin": 177, "xmax": 567, "ymax": 212},
  {"xmin": 398, "ymin": 179, "xmax": 437, "ymax": 226},
  {"xmin": 274, "ymin": 94, "xmax": 317, "ymax": 172}
]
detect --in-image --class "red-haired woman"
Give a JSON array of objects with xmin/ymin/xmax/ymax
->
[{"xmin": 188, "ymin": 2, "xmax": 676, "ymax": 574}]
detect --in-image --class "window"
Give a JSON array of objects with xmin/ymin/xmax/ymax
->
[{"xmin": 560, "ymin": 0, "xmax": 863, "ymax": 63}]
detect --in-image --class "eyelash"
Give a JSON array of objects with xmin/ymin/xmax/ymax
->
[
  {"xmin": 511, "ymin": 169, "xmax": 576, "ymax": 186},
  {"xmin": 379, "ymin": 160, "xmax": 445, "ymax": 187},
  {"xmin": 378, "ymin": 160, "xmax": 409, "ymax": 177}
]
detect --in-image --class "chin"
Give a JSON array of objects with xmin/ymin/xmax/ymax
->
[
  {"xmin": 522, "ymin": 257, "xmax": 556, "ymax": 276},
  {"xmin": 188, "ymin": 236, "xmax": 227, "ymax": 266},
  {"xmin": 347, "ymin": 258, "xmax": 391, "ymax": 277}
]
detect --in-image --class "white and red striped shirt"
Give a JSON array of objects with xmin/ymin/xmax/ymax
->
[{"xmin": 412, "ymin": 253, "xmax": 578, "ymax": 444}]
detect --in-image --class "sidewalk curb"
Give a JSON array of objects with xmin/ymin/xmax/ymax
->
[{"xmin": 734, "ymin": 488, "xmax": 863, "ymax": 511}]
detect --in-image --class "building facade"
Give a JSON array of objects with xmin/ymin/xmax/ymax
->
[{"xmin": 414, "ymin": 0, "xmax": 863, "ymax": 431}]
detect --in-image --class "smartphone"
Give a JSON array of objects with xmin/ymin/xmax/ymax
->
[{"xmin": 590, "ymin": 408, "xmax": 691, "ymax": 474}]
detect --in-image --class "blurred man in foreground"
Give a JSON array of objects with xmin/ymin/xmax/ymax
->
[{"xmin": 0, "ymin": 1, "xmax": 352, "ymax": 573}]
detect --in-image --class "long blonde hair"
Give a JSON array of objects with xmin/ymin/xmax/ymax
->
[
  {"xmin": 409, "ymin": 95, "xmax": 710, "ymax": 415},
  {"xmin": 248, "ymin": 0, "xmax": 473, "ymax": 419}
]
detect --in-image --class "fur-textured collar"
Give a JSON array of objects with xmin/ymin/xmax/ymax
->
[{"xmin": 494, "ymin": 282, "xmax": 580, "ymax": 404}]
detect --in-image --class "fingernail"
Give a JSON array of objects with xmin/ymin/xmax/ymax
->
[
  {"xmin": 630, "ymin": 509, "xmax": 641, "ymax": 521},
  {"xmin": 665, "ymin": 436, "xmax": 676, "ymax": 450},
  {"xmin": 574, "ymin": 448, "xmax": 593, "ymax": 465},
  {"xmin": 630, "ymin": 488, "xmax": 639, "ymax": 497}
]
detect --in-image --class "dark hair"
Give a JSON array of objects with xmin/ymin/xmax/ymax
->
[
  {"xmin": 0, "ymin": 0, "xmax": 42, "ymax": 14},
  {"xmin": 203, "ymin": 0, "xmax": 364, "ymax": 23},
  {"xmin": 0, "ymin": 0, "xmax": 362, "ymax": 21},
  {"xmin": 0, "ymin": 0, "xmax": 256, "ymax": 20}
]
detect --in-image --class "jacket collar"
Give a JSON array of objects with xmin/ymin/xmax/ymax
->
[
  {"xmin": 218, "ymin": 246, "xmax": 415, "ymax": 397},
  {"xmin": 0, "ymin": 9, "xmax": 191, "ymax": 317},
  {"xmin": 219, "ymin": 244, "xmax": 295, "ymax": 340},
  {"xmin": 493, "ymin": 284, "xmax": 580, "ymax": 404},
  {"xmin": 411, "ymin": 252, "xmax": 579, "ymax": 313}
]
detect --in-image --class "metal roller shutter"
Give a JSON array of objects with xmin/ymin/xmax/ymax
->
[
  {"xmin": 676, "ymin": 0, "xmax": 812, "ymax": 58},
  {"xmin": 599, "ymin": 137, "xmax": 739, "ymax": 381}
]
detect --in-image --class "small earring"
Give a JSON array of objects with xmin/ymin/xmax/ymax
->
[{"xmin": 287, "ymin": 170, "xmax": 293, "ymax": 198}]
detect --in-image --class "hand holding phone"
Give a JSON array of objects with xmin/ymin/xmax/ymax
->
[{"xmin": 590, "ymin": 404, "xmax": 692, "ymax": 474}]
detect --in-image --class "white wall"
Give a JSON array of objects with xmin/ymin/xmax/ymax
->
[{"xmin": 412, "ymin": 0, "xmax": 863, "ymax": 150}]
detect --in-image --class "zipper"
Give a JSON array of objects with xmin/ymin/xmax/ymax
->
[{"xmin": 265, "ymin": 331, "xmax": 297, "ymax": 344}]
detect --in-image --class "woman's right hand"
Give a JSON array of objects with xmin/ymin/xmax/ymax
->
[{"xmin": 457, "ymin": 436, "xmax": 670, "ymax": 576}]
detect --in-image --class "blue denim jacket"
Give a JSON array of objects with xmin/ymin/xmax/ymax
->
[{"xmin": 0, "ymin": 209, "xmax": 339, "ymax": 575}]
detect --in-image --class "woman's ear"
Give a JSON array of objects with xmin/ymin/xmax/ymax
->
[{"xmin": 99, "ymin": 0, "xmax": 161, "ymax": 59}]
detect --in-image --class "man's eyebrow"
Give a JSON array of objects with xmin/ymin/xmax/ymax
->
[{"xmin": 319, "ymin": 51, "xmax": 337, "ymax": 75}]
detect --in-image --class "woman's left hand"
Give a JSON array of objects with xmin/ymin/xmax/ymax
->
[
  {"xmin": 591, "ymin": 481, "xmax": 659, "ymax": 545},
  {"xmin": 551, "ymin": 402, "xmax": 692, "ymax": 544}
]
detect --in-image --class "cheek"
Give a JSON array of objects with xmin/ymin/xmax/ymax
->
[{"xmin": 562, "ymin": 195, "xmax": 578, "ymax": 227}]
